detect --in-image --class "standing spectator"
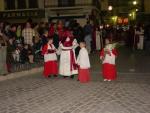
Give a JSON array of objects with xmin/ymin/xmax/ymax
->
[
  {"xmin": 73, "ymin": 23, "xmax": 84, "ymax": 56},
  {"xmin": 8, "ymin": 24, "xmax": 17, "ymax": 40},
  {"xmin": 48, "ymin": 23, "xmax": 55, "ymax": 37},
  {"xmin": 95, "ymin": 27, "xmax": 101, "ymax": 51},
  {"xmin": 144, "ymin": 24, "xmax": 150, "ymax": 53},
  {"xmin": 135, "ymin": 25, "xmax": 144, "ymax": 50},
  {"xmin": 53, "ymin": 25, "xmax": 59, "ymax": 49},
  {"xmin": 83, "ymin": 21, "xmax": 93, "ymax": 54},
  {"xmin": 0, "ymin": 21, "xmax": 4, "ymax": 34},
  {"xmin": 6, "ymin": 39, "xmax": 16, "ymax": 72},
  {"xmin": 41, "ymin": 29, "xmax": 49, "ymax": 47},
  {"xmin": 33, "ymin": 23, "xmax": 41, "ymax": 51},
  {"xmin": 0, "ymin": 35, "xmax": 8, "ymax": 75},
  {"xmin": 22, "ymin": 22, "xmax": 35, "ymax": 46},
  {"xmin": 16, "ymin": 25, "xmax": 22, "ymax": 44},
  {"xmin": 20, "ymin": 44, "xmax": 34, "ymax": 64},
  {"xmin": 127, "ymin": 26, "xmax": 134, "ymax": 48},
  {"xmin": 57, "ymin": 20, "xmax": 64, "ymax": 41}
]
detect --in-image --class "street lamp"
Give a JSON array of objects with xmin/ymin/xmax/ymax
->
[
  {"xmin": 108, "ymin": 6, "xmax": 113, "ymax": 11},
  {"xmin": 129, "ymin": 13, "xmax": 132, "ymax": 17},
  {"xmin": 133, "ymin": 1, "xmax": 137, "ymax": 5}
]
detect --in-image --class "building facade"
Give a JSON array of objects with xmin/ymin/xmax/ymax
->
[
  {"xmin": 0, "ymin": 0, "xmax": 45, "ymax": 23},
  {"xmin": 44, "ymin": 0, "xmax": 101, "ymax": 26},
  {"xmin": 104, "ymin": 0, "xmax": 150, "ymax": 24},
  {"xmin": 0, "ymin": 0, "xmax": 102, "ymax": 25}
]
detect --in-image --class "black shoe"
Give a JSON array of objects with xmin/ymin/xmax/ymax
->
[
  {"xmin": 54, "ymin": 75, "xmax": 57, "ymax": 77},
  {"xmin": 70, "ymin": 75, "xmax": 74, "ymax": 79},
  {"xmin": 63, "ymin": 76, "xmax": 67, "ymax": 78},
  {"xmin": 48, "ymin": 75, "xmax": 51, "ymax": 78}
]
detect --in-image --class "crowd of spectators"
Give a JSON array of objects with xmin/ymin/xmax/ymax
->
[{"xmin": 1, "ymin": 18, "xmax": 149, "ymax": 75}]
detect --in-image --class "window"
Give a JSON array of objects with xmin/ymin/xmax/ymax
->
[
  {"xmin": 5, "ymin": 0, "xmax": 15, "ymax": 10},
  {"xmin": 29, "ymin": 0, "xmax": 38, "ymax": 8},
  {"xmin": 17, "ymin": 0, "xmax": 26, "ymax": 9},
  {"xmin": 58, "ymin": 0, "xmax": 75, "ymax": 7}
]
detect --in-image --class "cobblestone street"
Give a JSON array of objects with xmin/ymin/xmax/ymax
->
[{"xmin": 0, "ymin": 48, "xmax": 150, "ymax": 113}]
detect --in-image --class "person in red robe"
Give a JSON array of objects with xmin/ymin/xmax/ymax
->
[
  {"xmin": 42, "ymin": 38, "xmax": 58, "ymax": 78},
  {"xmin": 59, "ymin": 29, "xmax": 78, "ymax": 78},
  {"xmin": 48, "ymin": 23, "xmax": 55, "ymax": 37},
  {"xmin": 77, "ymin": 42, "xmax": 91, "ymax": 83},
  {"xmin": 57, "ymin": 20, "xmax": 64, "ymax": 41},
  {"xmin": 100, "ymin": 39, "xmax": 118, "ymax": 81}
]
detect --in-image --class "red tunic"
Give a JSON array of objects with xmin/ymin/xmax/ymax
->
[
  {"xmin": 42, "ymin": 44, "xmax": 58, "ymax": 77},
  {"xmin": 100, "ymin": 48, "xmax": 118, "ymax": 80},
  {"xmin": 78, "ymin": 68, "xmax": 90, "ymax": 83}
]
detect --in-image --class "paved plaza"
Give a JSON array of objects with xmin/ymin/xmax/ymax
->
[{"xmin": 0, "ymin": 47, "xmax": 150, "ymax": 113}]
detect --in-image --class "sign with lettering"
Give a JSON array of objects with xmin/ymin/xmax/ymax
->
[{"xmin": 0, "ymin": 10, "xmax": 45, "ymax": 19}]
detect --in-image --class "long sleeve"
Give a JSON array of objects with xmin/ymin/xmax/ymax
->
[
  {"xmin": 42, "ymin": 45, "xmax": 48, "ymax": 55},
  {"xmin": 112, "ymin": 49, "xmax": 118, "ymax": 56},
  {"xmin": 77, "ymin": 48, "xmax": 90, "ymax": 68},
  {"xmin": 100, "ymin": 48, "xmax": 104, "ymax": 59}
]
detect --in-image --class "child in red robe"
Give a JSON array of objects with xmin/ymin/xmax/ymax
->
[
  {"xmin": 42, "ymin": 38, "xmax": 58, "ymax": 78},
  {"xmin": 100, "ymin": 39, "xmax": 118, "ymax": 81},
  {"xmin": 77, "ymin": 42, "xmax": 91, "ymax": 83}
]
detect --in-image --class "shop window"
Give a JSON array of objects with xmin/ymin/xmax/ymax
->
[
  {"xmin": 5, "ymin": 0, "xmax": 15, "ymax": 10},
  {"xmin": 17, "ymin": 0, "xmax": 26, "ymax": 9},
  {"xmin": 58, "ymin": 0, "xmax": 75, "ymax": 7},
  {"xmin": 29, "ymin": 0, "xmax": 38, "ymax": 8}
]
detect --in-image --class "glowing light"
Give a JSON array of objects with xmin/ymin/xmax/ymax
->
[
  {"xmin": 108, "ymin": 6, "xmax": 113, "ymax": 11},
  {"xmin": 129, "ymin": 13, "xmax": 132, "ymax": 16},
  {"xmin": 133, "ymin": 1, "xmax": 137, "ymax": 5}
]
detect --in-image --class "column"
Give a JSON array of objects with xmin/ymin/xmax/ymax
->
[{"xmin": 26, "ymin": 0, "xmax": 29, "ymax": 8}]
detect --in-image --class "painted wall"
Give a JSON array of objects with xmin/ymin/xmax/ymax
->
[
  {"xmin": 145, "ymin": 0, "xmax": 150, "ymax": 13},
  {"xmin": 0, "ymin": 0, "xmax": 5, "ymax": 11},
  {"xmin": 45, "ymin": 0, "xmax": 93, "ymax": 7}
]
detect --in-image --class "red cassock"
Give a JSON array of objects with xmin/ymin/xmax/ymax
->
[
  {"xmin": 77, "ymin": 48, "xmax": 91, "ymax": 83},
  {"xmin": 42, "ymin": 44, "xmax": 58, "ymax": 77},
  {"xmin": 78, "ymin": 68, "xmax": 90, "ymax": 83},
  {"xmin": 100, "ymin": 48, "xmax": 118, "ymax": 80},
  {"xmin": 48, "ymin": 23, "xmax": 55, "ymax": 37}
]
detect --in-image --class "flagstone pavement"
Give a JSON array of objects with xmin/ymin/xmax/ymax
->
[{"xmin": 0, "ymin": 47, "xmax": 150, "ymax": 113}]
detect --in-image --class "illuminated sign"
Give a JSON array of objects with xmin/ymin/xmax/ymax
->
[
  {"xmin": 0, "ymin": 10, "xmax": 45, "ymax": 19},
  {"xmin": 117, "ymin": 17, "xmax": 128, "ymax": 24}
]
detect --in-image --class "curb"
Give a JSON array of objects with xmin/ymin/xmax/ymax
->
[{"xmin": 0, "ymin": 67, "xmax": 43, "ymax": 82}]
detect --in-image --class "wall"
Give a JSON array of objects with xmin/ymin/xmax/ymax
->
[
  {"xmin": 145, "ymin": 0, "xmax": 150, "ymax": 13},
  {"xmin": 0, "ymin": 0, "xmax": 5, "ymax": 11},
  {"xmin": 75, "ymin": 0, "xmax": 92, "ymax": 5},
  {"xmin": 101, "ymin": 0, "xmax": 108, "ymax": 11},
  {"xmin": 45, "ymin": 0, "xmax": 93, "ymax": 7},
  {"xmin": 45, "ymin": 0, "xmax": 58, "ymax": 7}
]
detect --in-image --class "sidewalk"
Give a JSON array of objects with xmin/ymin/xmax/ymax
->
[{"xmin": 0, "ymin": 67, "xmax": 43, "ymax": 82}]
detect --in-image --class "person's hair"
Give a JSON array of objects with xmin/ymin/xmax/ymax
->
[
  {"xmin": 48, "ymin": 37, "xmax": 53, "ymax": 41},
  {"xmin": 42, "ymin": 29, "xmax": 48, "ymax": 34},
  {"xmin": 87, "ymin": 21, "xmax": 90, "ymax": 24},
  {"xmin": 11, "ymin": 24, "xmax": 16, "ymax": 28},
  {"xmin": 80, "ymin": 41, "xmax": 86, "ymax": 46}
]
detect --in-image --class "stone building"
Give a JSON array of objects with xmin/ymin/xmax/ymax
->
[{"xmin": 0, "ymin": 0, "xmax": 102, "ymax": 25}]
